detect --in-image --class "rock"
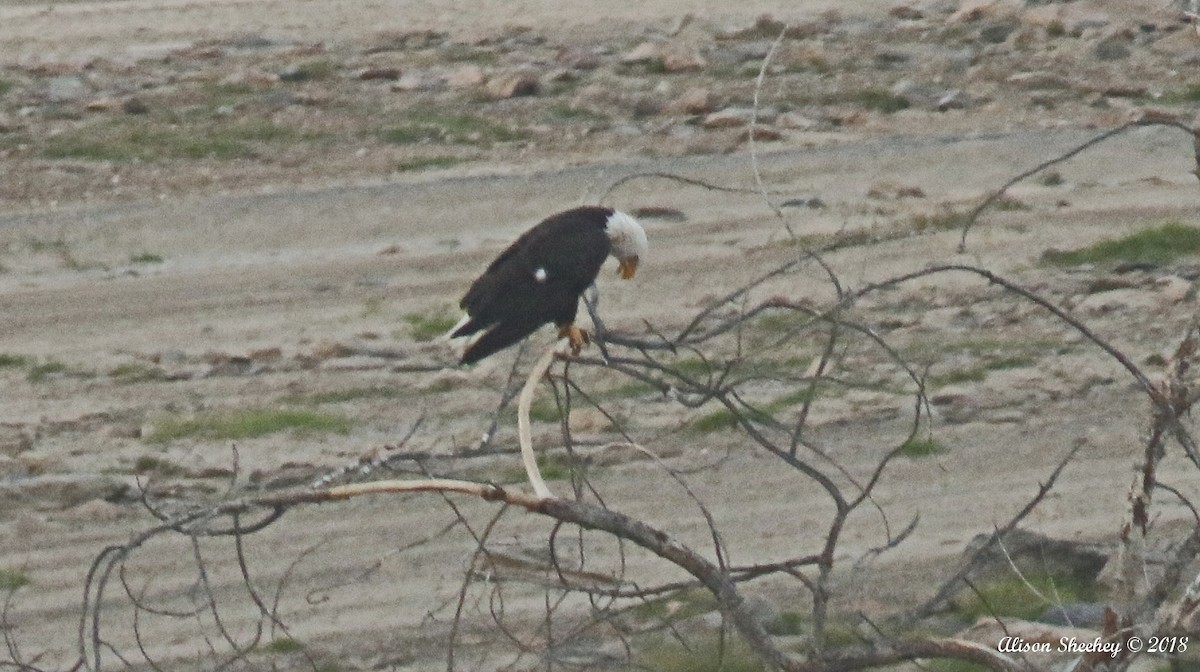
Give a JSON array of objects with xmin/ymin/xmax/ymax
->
[
  {"xmin": 47, "ymin": 76, "xmax": 89, "ymax": 103},
  {"xmin": 84, "ymin": 97, "xmax": 118, "ymax": 112},
  {"xmin": 556, "ymin": 47, "xmax": 600, "ymax": 70},
  {"xmin": 357, "ymin": 67, "xmax": 401, "ymax": 81},
  {"xmin": 317, "ymin": 355, "xmax": 390, "ymax": 371},
  {"xmin": 1006, "ymin": 70, "xmax": 1072, "ymax": 89},
  {"xmin": 486, "ymin": 71, "xmax": 540, "ymax": 98},
  {"xmin": 775, "ymin": 111, "xmax": 821, "ymax": 130},
  {"xmin": 937, "ymin": 89, "xmax": 968, "ymax": 111},
  {"xmin": 963, "ymin": 528, "xmax": 1109, "ymax": 583},
  {"xmin": 1156, "ymin": 275, "xmax": 1193, "ymax": 304},
  {"xmin": 734, "ymin": 127, "xmax": 784, "ymax": 143},
  {"xmin": 393, "ymin": 71, "xmax": 448, "ymax": 92},
  {"xmin": 122, "ymin": 97, "xmax": 149, "ymax": 114},
  {"xmin": 1074, "ymin": 288, "xmax": 1157, "ymax": 314},
  {"xmin": 949, "ymin": 0, "xmax": 1021, "ymax": 23},
  {"xmin": 673, "ymin": 87, "xmax": 717, "ymax": 114},
  {"xmin": 447, "ymin": 64, "xmax": 486, "ymax": 89},
  {"xmin": 702, "ymin": 107, "xmax": 756, "ymax": 128},
  {"xmin": 1040, "ymin": 603, "xmax": 1108, "ymax": 627},
  {"xmin": 662, "ymin": 50, "xmax": 707, "ymax": 73},
  {"xmin": 621, "ymin": 41, "xmax": 663, "ymax": 65},
  {"xmin": 890, "ymin": 5, "xmax": 925, "ymax": 20},
  {"xmin": 1094, "ymin": 37, "xmax": 1131, "ymax": 60},
  {"xmin": 979, "ymin": 20, "xmax": 1018, "ymax": 43},
  {"xmin": 219, "ymin": 69, "xmax": 279, "ymax": 87}
]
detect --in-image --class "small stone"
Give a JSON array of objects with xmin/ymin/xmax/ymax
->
[
  {"xmin": 674, "ymin": 87, "xmax": 717, "ymax": 114},
  {"xmin": 486, "ymin": 72, "xmax": 540, "ymax": 98},
  {"xmin": 937, "ymin": 89, "xmax": 968, "ymax": 111},
  {"xmin": 1094, "ymin": 37, "xmax": 1131, "ymax": 60},
  {"xmin": 47, "ymin": 76, "xmax": 89, "ymax": 103},
  {"xmin": 979, "ymin": 20, "xmax": 1018, "ymax": 43},
  {"xmin": 1006, "ymin": 70, "xmax": 1071, "ymax": 89},
  {"xmin": 447, "ymin": 64, "xmax": 486, "ymax": 89},
  {"xmin": 734, "ymin": 127, "xmax": 784, "ymax": 143},
  {"xmin": 357, "ymin": 67, "xmax": 401, "ymax": 81},
  {"xmin": 662, "ymin": 50, "xmax": 706, "ymax": 73},
  {"xmin": 621, "ymin": 41, "xmax": 663, "ymax": 65},
  {"xmin": 890, "ymin": 5, "xmax": 925, "ymax": 19},
  {"xmin": 1156, "ymin": 276, "xmax": 1193, "ymax": 304},
  {"xmin": 556, "ymin": 47, "xmax": 600, "ymax": 70},
  {"xmin": 390, "ymin": 71, "xmax": 447, "ymax": 92},
  {"xmin": 121, "ymin": 97, "xmax": 149, "ymax": 114},
  {"xmin": 702, "ymin": 107, "xmax": 756, "ymax": 128},
  {"xmin": 84, "ymin": 97, "xmax": 118, "ymax": 112},
  {"xmin": 775, "ymin": 112, "xmax": 821, "ymax": 130}
]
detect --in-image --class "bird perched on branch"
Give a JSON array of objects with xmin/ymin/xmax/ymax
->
[{"xmin": 448, "ymin": 206, "xmax": 648, "ymax": 365}]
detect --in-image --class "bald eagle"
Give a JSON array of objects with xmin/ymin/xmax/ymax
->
[{"xmin": 448, "ymin": 206, "xmax": 648, "ymax": 365}]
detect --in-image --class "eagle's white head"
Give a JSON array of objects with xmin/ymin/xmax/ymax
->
[{"xmin": 604, "ymin": 210, "xmax": 648, "ymax": 279}]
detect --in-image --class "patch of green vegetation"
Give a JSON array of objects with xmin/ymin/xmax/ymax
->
[
  {"xmin": 25, "ymin": 236, "xmax": 85, "ymax": 269},
  {"xmin": 957, "ymin": 573, "xmax": 1098, "ymax": 622},
  {"xmin": 1161, "ymin": 84, "xmax": 1200, "ymax": 105},
  {"xmin": 133, "ymin": 455, "xmax": 187, "ymax": 477},
  {"xmin": 630, "ymin": 587, "xmax": 719, "ymax": 623},
  {"xmin": 1044, "ymin": 20, "xmax": 1066, "ymax": 39},
  {"xmin": 130, "ymin": 252, "xmax": 164, "ymax": 264},
  {"xmin": 548, "ymin": 103, "xmax": 609, "ymax": 123},
  {"xmin": 264, "ymin": 637, "xmax": 304, "ymax": 654},
  {"xmin": 845, "ymin": 89, "xmax": 910, "ymax": 113},
  {"xmin": 1039, "ymin": 171, "xmax": 1064, "ymax": 187},
  {"xmin": 0, "ymin": 569, "xmax": 29, "ymax": 591},
  {"xmin": 930, "ymin": 367, "xmax": 986, "ymax": 387},
  {"xmin": 439, "ymin": 45, "xmax": 498, "ymax": 63},
  {"xmin": 0, "ymin": 79, "xmax": 14, "ymax": 96},
  {"xmin": 43, "ymin": 119, "xmax": 315, "ymax": 162},
  {"xmin": 603, "ymin": 380, "xmax": 659, "ymax": 400},
  {"xmin": 147, "ymin": 408, "xmax": 352, "ymax": 443},
  {"xmin": 0, "ymin": 354, "xmax": 28, "ymax": 368},
  {"xmin": 282, "ymin": 386, "xmax": 408, "ymax": 405},
  {"xmin": 638, "ymin": 635, "xmax": 762, "ymax": 672},
  {"xmin": 109, "ymin": 363, "xmax": 166, "ymax": 382},
  {"xmin": 1042, "ymin": 223, "xmax": 1200, "ymax": 267},
  {"xmin": 394, "ymin": 155, "xmax": 467, "ymax": 172},
  {"xmin": 403, "ymin": 309, "xmax": 459, "ymax": 342},
  {"xmin": 766, "ymin": 387, "xmax": 819, "ymax": 411},
  {"xmin": 992, "ymin": 196, "xmax": 1030, "ymax": 212},
  {"xmin": 528, "ymin": 397, "xmax": 562, "ymax": 423},
  {"xmin": 985, "ymin": 356, "xmax": 1035, "ymax": 371},
  {"xmin": 27, "ymin": 359, "xmax": 67, "ymax": 383},
  {"xmin": 379, "ymin": 110, "xmax": 527, "ymax": 147},
  {"xmin": 765, "ymin": 611, "xmax": 807, "ymax": 636},
  {"xmin": 287, "ymin": 59, "xmax": 336, "ymax": 81},
  {"xmin": 899, "ymin": 436, "xmax": 948, "ymax": 458},
  {"xmin": 691, "ymin": 403, "xmax": 776, "ymax": 433}
]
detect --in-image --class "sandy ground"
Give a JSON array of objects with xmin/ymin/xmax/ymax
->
[{"xmin": 2, "ymin": 1, "xmax": 1200, "ymax": 670}]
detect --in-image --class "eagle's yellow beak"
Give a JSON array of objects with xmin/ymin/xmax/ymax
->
[{"xmin": 617, "ymin": 256, "xmax": 638, "ymax": 280}]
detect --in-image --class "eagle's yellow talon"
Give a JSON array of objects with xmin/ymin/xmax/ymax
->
[{"xmin": 558, "ymin": 324, "xmax": 589, "ymax": 355}]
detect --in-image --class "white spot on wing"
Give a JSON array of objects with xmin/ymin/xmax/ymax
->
[{"xmin": 535, "ymin": 267, "xmax": 547, "ymax": 282}]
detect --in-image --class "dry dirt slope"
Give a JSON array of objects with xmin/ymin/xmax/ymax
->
[
  {"xmin": 3, "ymin": 0, "xmax": 1200, "ymax": 669},
  {"xmin": 1, "ymin": 123, "xmax": 1200, "ymax": 669}
]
